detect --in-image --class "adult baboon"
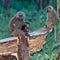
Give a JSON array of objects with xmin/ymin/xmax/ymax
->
[
  {"xmin": 9, "ymin": 11, "xmax": 30, "ymax": 36},
  {"xmin": 45, "ymin": 6, "xmax": 57, "ymax": 41},
  {"xmin": 9, "ymin": 11, "xmax": 26, "ymax": 32}
]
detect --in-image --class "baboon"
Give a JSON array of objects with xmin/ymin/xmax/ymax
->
[
  {"xmin": 9, "ymin": 11, "xmax": 30, "ymax": 36},
  {"xmin": 21, "ymin": 22, "xmax": 30, "ymax": 36},
  {"xmin": 11, "ymin": 22, "xmax": 30, "ymax": 37},
  {"xmin": 9, "ymin": 11, "xmax": 25, "ymax": 32},
  {"xmin": 45, "ymin": 6, "xmax": 57, "ymax": 41},
  {"xmin": 17, "ymin": 35, "xmax": 30, "ymax": 60}
]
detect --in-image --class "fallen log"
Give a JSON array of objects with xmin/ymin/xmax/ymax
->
[{"xmin": 0, "ymin": 27, "xmax": 52, "ymax": 60}]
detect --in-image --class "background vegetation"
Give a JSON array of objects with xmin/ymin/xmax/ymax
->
[{"xmin": 0, "ymin": 0, "xmax": 59, "ymax": 60}]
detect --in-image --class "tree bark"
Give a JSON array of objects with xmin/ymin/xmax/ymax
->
[
  {"xmin": 17, "ymin": 35, "xmax": 30, "ymax": 60},
  {"xmin": 57, "ymin": 0, "xmax": 60, "ymax": 60},
  {"xmin": 58, "ymin": 9, "xmax": 60, "ymax": 60},
  {"xmin": 42, "ymin": 0, "xmax": 45, "ymax": 9},
  {"xmin": 37, "ymin": 0, "xmax": 40, "ymax": 11},
  {"xmin": 2, "ymin": 0, "xmax": 10, "ymax": 16},
  {"xmin": 2, "ymin": 0, "xmax": 10, "ymax": 10}
]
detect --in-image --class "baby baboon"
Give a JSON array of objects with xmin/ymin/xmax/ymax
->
[
  {"xmin": 45, "ymin": 6, "xmax": 57, "ymax": 41},
  {"xmin": 11, "ymin": 22, "xmax": 30, "ymax": 37},
  {"xmin": 9, "ymin": 11, "xmax": 30, "ymax": 36},
  {"xmin": 21, "ymin": 22, "xmax": 30, "ymax": 36}
]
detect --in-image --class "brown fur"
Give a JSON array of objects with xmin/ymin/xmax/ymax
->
[
  {"xmin": 45, "ymin": 6, "xmax": 57, "ymax": 41},
  {"xmin": 9, "ymin": 11, "xmax": 26, "ymax": 32},
  {"xmin": 17, "ymin": 35, "xmax": 30, "ymax": 60},
  {"xmin": 9, "ymin": 11, "xmax": 26, "ymax": 36},
  {"xmin": 46, "ymin": 6, "xmax": 57, "ymax": 29}
]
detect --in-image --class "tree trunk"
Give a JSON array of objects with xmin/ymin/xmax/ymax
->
[
  {"xmin": 17, "ymin": 35, "xmax": 30, "ymax": 60},
  {"xmin": 2, "ymin": 0, "xmax": 10, "ymax": 16},
  {"xmin": 2, "ymin": 0, "xmax": 10, "ymax": 10},
  {"xmin": 57, "ymin": 0, "xmax": 60, "ymax": 60},
  {"xmin": 58, "ymin": 9, "xmax": 60, "ymax": 60},
  {"xmin": 37, "ymin": 0, "xmax": 40, "ymax": 11},
  {"xmin": 42, "ymin": 0, "xmax": 45, "ymax": 9}
]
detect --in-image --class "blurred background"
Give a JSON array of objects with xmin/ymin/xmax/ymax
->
[{"xmin": 0, "ymin": 0, "xmax": 58, "ymax": 60}]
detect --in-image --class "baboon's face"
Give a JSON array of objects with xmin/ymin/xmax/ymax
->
[
  {"xmin": 16, "ymin": 13, "xmax": 25, "ymax": 21},
  {"xmin": 47, "ymin": 6, "xmax": 53, "ymax": 12}
]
